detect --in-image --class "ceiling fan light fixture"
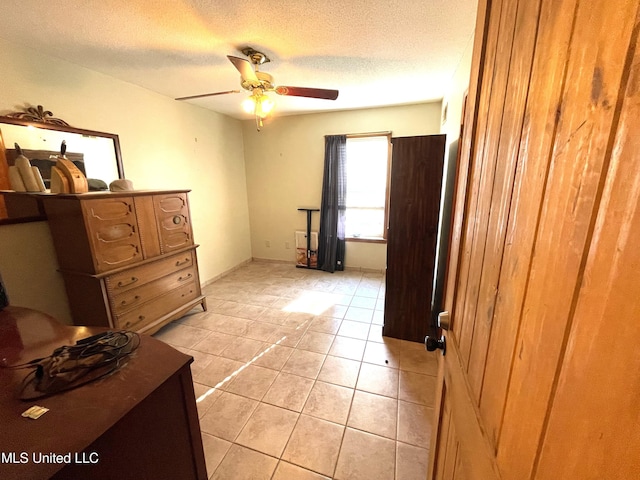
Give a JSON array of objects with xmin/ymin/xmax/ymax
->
[
  {"xmin": 257, "ymin": 95, "xmax": 275, "ymax": 118},
  {"xmin": 242, "ymin": 96, "xmax": 256, "ymax": 114},
  {"xmin": 243, "ymin": 92, "xmax": 275, "ymax": 119}
]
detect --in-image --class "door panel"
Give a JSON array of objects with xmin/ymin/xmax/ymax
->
[
  {"xmin": 434, "ymin": 385, "xmax": 465, "ymax": 480},
  {"xmin": 444, "ymin": 331, "xmax": 500, "ymax": 480},
  {"xmin": 451, "ymin": 0, "xmax": 502, "ymax": 351},
  {"xmin": 479, "ymin": 0, "xmax": 576, "ymax": 446},
  {"xmin": 429, "ymin": 0, "xmax": 640, "ymax": 479},
  {"xmin": 384, "ymin": 135, "xmax": 445, "ymax": 342},
  {"xmin": 428, "ymin": 0, "xmax": 491, "ymax": 474},
  {"xmin": 0, "ymin": 132, "xmax": 10, "ymax": 217},
  {"xmin": 435, "ymin": 395, "xmax": 452, "ymax": 478},
  {"xmin": 496, "ymin": 1, "xmax": 638, "ymax": 477},
  {"xmin": 457, "ymin": 0, "xmax": 521, "ymax": 381},
  {"xmin": 535, "ymin": 32, "xmax": 640, "ymax": 474},
  {"xmin": 465, "ymin": 0, "xmax": 540, "ymax": 401}
]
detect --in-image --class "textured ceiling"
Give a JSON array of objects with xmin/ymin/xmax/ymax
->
[{"xmin": 0, "ymin": 0, "xmax": 477, "ymax": 120}]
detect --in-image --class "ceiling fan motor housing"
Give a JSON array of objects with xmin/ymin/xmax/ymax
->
[{"xmin": 241, "ymin": 71, "xmax": 274, "ymax": 91}]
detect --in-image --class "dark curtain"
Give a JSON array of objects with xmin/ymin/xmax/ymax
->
[{"xmin": 318, "ymin": 135, "xmax": 346, "ymax": 272}]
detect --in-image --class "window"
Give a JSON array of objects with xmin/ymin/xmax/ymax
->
[{"xmin": 344, "ymin": 134, "xmax": 391, "ymax": 241}]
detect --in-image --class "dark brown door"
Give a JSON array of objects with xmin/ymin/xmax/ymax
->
[{"xmin": 383, "ymin": 134, "xmax": 446, "ymax": 342}]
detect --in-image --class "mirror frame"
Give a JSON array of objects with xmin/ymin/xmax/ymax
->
[{"xmin": 0, "ymin": 115, "xmax": 124, "ymax": 224}]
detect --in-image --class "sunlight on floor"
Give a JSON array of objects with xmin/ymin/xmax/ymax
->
[
  {"xmin": 196, "ymin": 291, "xmax": 320, "ymax": 403},
  {"xmin": 281, "ymin": 290, "xmax": 341, "ymax": 316},
  {"xmin": 154, "ymin": 262, "xmax": 435, "ymax": 479}
]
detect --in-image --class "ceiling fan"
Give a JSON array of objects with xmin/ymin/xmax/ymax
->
[{"xmin": 175, "ymin": 47, "xmax": 339, "ymax": 130}]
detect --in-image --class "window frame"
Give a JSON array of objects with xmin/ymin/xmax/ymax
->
[{"xmin": 344, "ymin": 132, "xmax": 392, "ymax": 243}]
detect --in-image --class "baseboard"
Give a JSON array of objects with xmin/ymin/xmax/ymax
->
[
  {"xmin": 251, "ymin": 258, "xmax": 385, "ymax": 274},
  {"xmin": 202, "ymin": 258, "xmax": 384, "ymax": 285},
  {"xmin": 201, "ymin": 258, "xmax": 253, "ymax": 288},
  {"xmin": 251, "ymin": 257, "xmax": 294, "ymax": 265},
  {"xmin": 344, "ymin": 266, "xmax": 386, "ymax": 274}
]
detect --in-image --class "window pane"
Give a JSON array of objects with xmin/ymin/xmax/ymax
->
[
  {"xmin": 345, "ymin": 208, "xmax": 385, "ymax": 238},
  {"xmin": 346, "ymin": 137, "xmax": 388, "ymax": 208},
  {"xmin": 345, "ymin": 136, "xmax": 389, "ymax": 239}
]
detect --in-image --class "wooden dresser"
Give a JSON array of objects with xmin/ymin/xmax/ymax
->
[
  {"xmin": 0, "ymin": 306, "xmax": 207, "ymax": 480},
  {"xmin": 41, "ymin": 190, "xmax": 206, "ymax": 333}
]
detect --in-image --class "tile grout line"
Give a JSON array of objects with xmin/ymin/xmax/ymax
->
[
  {"xmin": 206, "ymin": 313, "xmax": 313, "ymax": 478},
  {"xmin": 160, "ymin": 265, "xmax": 436, "ymax": 479},
  {"xmin": 330, "ymin": 305, "xmax": 362, "ymax": 480}
]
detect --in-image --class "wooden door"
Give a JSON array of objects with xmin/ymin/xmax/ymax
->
[
  {"xmin": 428, "ymin": 0, "xmax": 640, "ymax": 479},
  {"xmin": 384, "ymin": 134, "xmax": 445, "ymax": 342},
  {"xmin": 0, "ymin": 129, "xmax": 9, "ymax": 218}
]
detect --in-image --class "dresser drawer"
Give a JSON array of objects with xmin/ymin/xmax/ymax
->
[
  {"xmin": 110, "ymin": 266, "xmax": 198, "ymax": 315},
  {"xmin": 154, "ymin": 193, "xmax": 193, "ymax": 254},
  {"xmin": 106, "ymin": 251, "xmax": 195, "ymax": 295},
  {"xmin": 82, "ymin": 197, "xmax": 143, "ymax": 273},
  {"xmin": 113, "ymin": 280, "xmax": 199, "ymax": 331}
]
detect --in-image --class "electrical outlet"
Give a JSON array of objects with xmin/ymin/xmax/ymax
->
[
  {"xmin": 265, "ymin": 240, "xmax": 270, "ymax": 247},
  {"xmin": 285, "ymin": 241, "xmax": 290, "ymax": 249}
]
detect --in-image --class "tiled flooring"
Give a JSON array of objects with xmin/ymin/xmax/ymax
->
[{"xmin": 154, "ymin": 261, "xmax": 437, "ymax": 480}]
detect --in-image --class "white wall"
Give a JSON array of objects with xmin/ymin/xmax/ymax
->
[
  {"xmin": 0, "ymin": 37, "xmax": 252, "ymax": 323},
  {"xmin": 242, "ymin": 103, "xmax": 442, "ymax": 271}
]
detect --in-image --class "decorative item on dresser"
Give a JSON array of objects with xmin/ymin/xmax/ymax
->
[
  {"xmin": 0, "ymin": 107, "xmax": 124, "ymax": 223},
  {"xmin": 41, "ymin": 189, "xmax": 207, "ymax": 334}
]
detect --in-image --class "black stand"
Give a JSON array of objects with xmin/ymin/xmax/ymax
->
[{"xmin": 297, "ymin": 208, "xmax": 319, "ymax": 269}]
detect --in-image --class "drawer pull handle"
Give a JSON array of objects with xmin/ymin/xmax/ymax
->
[
  {"xmin": 138, "ymin": 315, "xmax": 145, "ymax": 321},
  {"xmin": 173, "ymin": 215, "xmax": 182, "ymax": 225},
  {"xmin": 175, "ymin": 258, "xmax": 190, "ymax": 267},
  {"xmin": 117, "ymin": 277, "xmax": 138, "ymax": 288},
  {"xmin": 178, "ymin": 273, "xmax": 193, "ymax": 282},
  {"xmin": 120, "ymin": 295, "xmax": 141, "ymax": 306},
  {"xmin": 182, "ymin": 289, "xmax": 194, "ymax": 297}
]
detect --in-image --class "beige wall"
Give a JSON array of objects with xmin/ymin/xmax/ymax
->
[
  {"xmin": 431, "ymin": 31, "xmax": 475, "ymax": 304},
  {"xmin": 0, "ymin": 38, "xmax": 252, "ymax": 323},
  {"xmin": 0, "ymin": 222, "xmax": 70, "ymax": 322},
  {"xmin": 0, "ymin": 35, "xmax": 450, "ymax": 323},
  {"xmin": 441, "ymin": 33, "xmax": 475, "ymax": 150},
  {"xmin": 242, "ymin": 103, "xmax": 442, "ymax": 271}
]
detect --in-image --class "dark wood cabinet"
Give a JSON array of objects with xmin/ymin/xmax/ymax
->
[
  {"xmin": 383, "ymin": 135, "xmax": 446, "ymax": 342},
  {"xmin": 42, "ymin": 190, "xmax": 206, "ymax": 334}
]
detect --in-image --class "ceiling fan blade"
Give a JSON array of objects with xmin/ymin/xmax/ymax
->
[
  {"xmin": 275, "ymin": 86, "xmax": 339, "ymax": 100},
  {"xmin": 175, "ymin": 90, "xmax": 240, "ymax": 101},
  {"xmin": 227, "ymin": 55, "xmax": 259, "ymax": 84}
]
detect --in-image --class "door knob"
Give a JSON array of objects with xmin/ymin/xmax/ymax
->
[
  {"xmin": 438, "ymin": 311, "xmax": 450, "ymax": 330},
  {"xmin": 425, "ymin": 335, "xmax": 446, "ymax": 356}
]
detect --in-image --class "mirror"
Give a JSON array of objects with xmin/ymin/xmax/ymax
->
[{"xmin": 0, "ymin": 111, "xmax": 124, "ymax": 224}]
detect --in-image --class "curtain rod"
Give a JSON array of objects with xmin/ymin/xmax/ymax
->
[{"xmin": 324, "ymin": 131, "xmax": 392, "ymax": 138}]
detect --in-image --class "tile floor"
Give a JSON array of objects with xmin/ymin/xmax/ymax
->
[{"xmin": 154, "ymin": 261, "xmax": 437, "ymax": 480}]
